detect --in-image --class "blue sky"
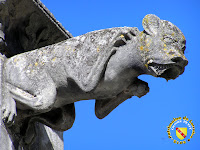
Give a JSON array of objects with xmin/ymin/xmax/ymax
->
[{"xmin": 42, "ymin": 0, "xmax": 199, "ymax": 149}]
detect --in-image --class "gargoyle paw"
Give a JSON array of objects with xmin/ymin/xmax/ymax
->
[
  {"xmin": 136, "ymin": 81, "xmax": 149, "ymax": 98},
  {"xmin": 2, "ymin": 98, "xmax": 17, "ymax": 126},
  {"xmin": 125, "ymin": 79, "xmax": 149, "ymax": 98}
]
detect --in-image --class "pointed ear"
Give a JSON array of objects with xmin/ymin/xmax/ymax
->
[{"xmin": 142, "ymin": 14, "xmax": 161, "ymax": 35}]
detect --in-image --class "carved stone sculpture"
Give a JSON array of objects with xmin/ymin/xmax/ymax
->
[{"xmin": 1, "ymin": 13, "xmax": 188, "ymax": 149}]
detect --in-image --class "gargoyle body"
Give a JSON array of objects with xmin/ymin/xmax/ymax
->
[{"xmin": 2, "ymin": 14, "xmax": 188, "ymax": 144}]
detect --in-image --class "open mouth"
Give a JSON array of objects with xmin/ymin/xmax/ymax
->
[{"xmin": 148, "ymin": 63, "xmax": 183, "ymax": 80}]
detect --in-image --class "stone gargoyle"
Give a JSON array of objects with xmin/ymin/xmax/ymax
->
[{"xmin": 2, "ymin": 14, "xmax": 188, "ymax": 144}]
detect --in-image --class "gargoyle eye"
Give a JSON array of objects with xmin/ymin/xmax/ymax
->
[
  {"xmin": 181, "ymin": 40, "xmax": 186, "ymax": 53},
  {"xmin": 182, "ymin": 46, "xmax": 186, "ymax": 52},
  {"xmin": 182, "ymin": 40, "xmax": 186, "ymax": 45},
  {"xmin": 163, "ymin": 36, "xmax": 177, "ymax": 43}
]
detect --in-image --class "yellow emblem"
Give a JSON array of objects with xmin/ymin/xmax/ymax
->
[
  {"xmin": 176, "ymin": 127, "xmax": 187, "ymax": 140},
  {"xmin": 167, "ymin": 116, "xmax": 195, "ymax": 144}
]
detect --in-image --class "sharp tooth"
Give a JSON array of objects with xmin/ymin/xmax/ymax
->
[
  {"xmin": 147, "ymin": 59, "xmax": 153, "ymax": 64},
  {"xmin": 149, "ymin": 66, "xmax": 157, "ymax": 75}
]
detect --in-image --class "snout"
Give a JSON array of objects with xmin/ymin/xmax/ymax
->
[
  {"xmin": 171, "ymin": 56, "xmax": 188, "ymax": 76},
  {"xmin": 171, "ymin": 56, "xmax": 188, "ymax": 67}
]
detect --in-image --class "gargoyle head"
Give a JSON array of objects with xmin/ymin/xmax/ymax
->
[{"xmin": 140, "ymin": 14, "xmax": 188, "ymax": 80}]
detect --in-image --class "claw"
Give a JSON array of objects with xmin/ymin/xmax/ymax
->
[{"xmin": 2, "ymin": 97, "xmax": 17, "ymax": 126}]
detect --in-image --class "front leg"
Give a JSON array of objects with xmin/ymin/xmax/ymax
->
[{"xmin": 1, "ymin": 52, "xmax": 16, "ymax": 126}]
